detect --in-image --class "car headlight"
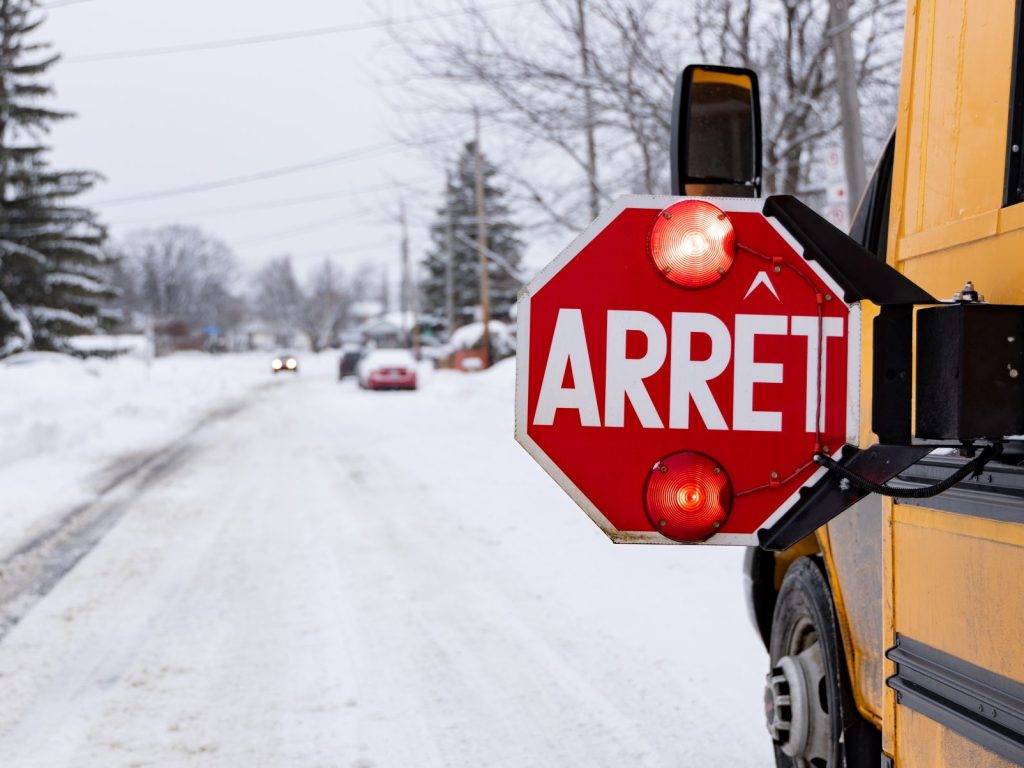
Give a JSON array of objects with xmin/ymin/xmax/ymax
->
[
  {"xmin": 272, "ymin": 359, "xmax": 283, "ymax": 370},
  {"xmin": 285, "ymin": 358, "xmax": 297, "ymax": 369}
]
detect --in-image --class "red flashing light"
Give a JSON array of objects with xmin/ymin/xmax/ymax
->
[
  {"xmin": 644, "ymin": 451, "xmax": 732, "ymax": 542},
  {"xmin": 648, "ymin": 199, "xmax": 735, "ymax": 288}
]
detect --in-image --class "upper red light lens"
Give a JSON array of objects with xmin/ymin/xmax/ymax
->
[
  {"xmin": 644, "ymin": 451, "xmax": 732, "ymax": 542},
  {"xmin": 648, "ymin": 199, "xmax": 735, "ymax": 288}
]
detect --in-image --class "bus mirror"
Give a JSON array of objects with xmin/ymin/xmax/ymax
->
[{"xmin": 671, "ymin": 64, "xmax": 763, "ymax": 198}]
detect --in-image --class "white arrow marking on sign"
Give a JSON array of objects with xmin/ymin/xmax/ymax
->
[{"xmin": 743, "ymin": 271, "xmax": 780, "ymax": 301}]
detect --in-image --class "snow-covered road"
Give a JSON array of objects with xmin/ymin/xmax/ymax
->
[{"xmin": 0, "ymin": 356, "xmax": 772, "ymax": 767}]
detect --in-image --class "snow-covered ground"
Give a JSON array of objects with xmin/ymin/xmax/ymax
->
[
  {"xmin": 0, "ymin": 352, "xmax": 270, "ymax": 560},
  {"xmin": 0, "ymin": 352, "xmax": 772, "ymax": 766}
]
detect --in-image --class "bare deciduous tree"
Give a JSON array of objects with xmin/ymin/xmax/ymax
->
[
  {"xmin": 386, "ymin": 0, "xmax": 681, "ymax": 234},
  {"xmin": 299, "ymin": 259, "xmax": 346, "ymax": 352},
  {"xmin": 695, "ymin": 0, "xmax": 903, "ymax": 200},
  {"xmin": 253, "ymin": 257, "xmax": 363, "ymax": 351},
  {"xmin": 388, "ymin": 0, "xmax": 903, "ymax": 233},
  {"xmin": 253, "ymin": 256, "xmax": 302, "ymax": 340},
  {"xmin": 115, "ymin": 225, "xmax": 240, "ymax": 331}
]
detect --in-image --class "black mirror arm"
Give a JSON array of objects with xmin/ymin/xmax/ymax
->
[
  {"xmin": 685, "ymin": 174, "xmax": 759, "ymax": 187},
  {"xmin": 763, "ymin": 195, "xmax": 936, "ymax": 305}
]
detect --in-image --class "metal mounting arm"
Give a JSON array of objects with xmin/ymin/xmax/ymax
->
[
  {"xmin": 764, "ymin": 195, "xmax": 936, "ymax": 305},
  {"xmin": 754, "ymin": 196, "xmax": 940, "ymax": 551}
]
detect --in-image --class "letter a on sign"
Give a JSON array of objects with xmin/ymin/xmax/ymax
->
[{"xmin": 533, "ymin": 308, "xmax": 600, "ymax": 427}]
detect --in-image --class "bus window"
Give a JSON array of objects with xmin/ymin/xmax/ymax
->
[{"xmin": 849, "ymin": 131, "xmax": 895, "ymax": 258}]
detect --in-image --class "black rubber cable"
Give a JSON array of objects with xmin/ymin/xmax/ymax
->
[{"xmin": 813, "ymin": 444, "xmax": 1001, "ymax": 499}]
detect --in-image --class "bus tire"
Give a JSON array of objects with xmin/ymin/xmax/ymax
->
[{"xmin": 764, "ymin": 557, "xmax": 880, "ymax": 768}]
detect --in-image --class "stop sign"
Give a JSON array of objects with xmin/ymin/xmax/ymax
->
[{"xmin": 515, "ymin": 196, "xmax": 860, "ymax": 545}]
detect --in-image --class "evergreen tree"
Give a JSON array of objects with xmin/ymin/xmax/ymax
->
[
  {"xmin": 0, "ymin": 0, "xmax": 110, "ymax": 357},
  {"xmin": 421, "ymin": 142, "xmax": 523, "ymax": 330}
]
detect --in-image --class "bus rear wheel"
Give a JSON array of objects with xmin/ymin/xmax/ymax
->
[{"xmin": 763, "ymin": 557, "xmax": 880, "ymax": 768}]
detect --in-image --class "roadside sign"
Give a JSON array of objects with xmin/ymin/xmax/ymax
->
[
  {"xmin": 822, "ymin": 145, "xmax": 844, "ymax": 181},
  {"xmin": 515, "ymin": 196, "xmax": 860, "ymax": 544},
  {"xmin": 823, "ymin": 203, "xmax": 849, "ymax": 231},
  {"xmin": 826, "ymin": 183, "xmax": 848, "ymax": 206}
]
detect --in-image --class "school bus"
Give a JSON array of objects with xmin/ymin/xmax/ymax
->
[{"xmin": 676, "ymin": 2, "xmax": 1024, "ymax": 766}]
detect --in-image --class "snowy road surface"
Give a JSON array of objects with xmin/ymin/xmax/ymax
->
[{"xmin": 0, "ymin": 355, "xmax": 772, "ymax": 767}]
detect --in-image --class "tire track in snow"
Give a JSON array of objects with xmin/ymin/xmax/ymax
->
[{"xmin": 0, "ymin": 394, "xmax": 258, "ymax": 641}]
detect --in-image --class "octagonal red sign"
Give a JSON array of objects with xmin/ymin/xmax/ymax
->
[{"xmin": 515, "ymin": 196, "xmax": 860, "ymax": 545}]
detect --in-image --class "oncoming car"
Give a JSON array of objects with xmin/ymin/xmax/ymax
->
[
  {"xmin": 271, "ymin": 353, "xmax": 298, "ymax": 374},
  {"xmin": 357, "ymin": 348, "xmax": 417, "ymax": 391}
]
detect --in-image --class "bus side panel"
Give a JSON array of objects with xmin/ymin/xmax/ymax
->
[
  {"xmin": 892, "ymin": 506, "xmax": 1024, "ymax": 680},
  {"xmin": 820, "ymin": 498, "xmax": 884, "ymax": 726},
  {"xmin": 896, "ymin": 709, "xmax": 1017, "ymax": 768},
  {"xmin": 895, "ymin": 1, "xmax": 1015, "ymax": 249},
  {"xmin": 900, "ymin": 226, "xmax": 1024, "ymax": 305},
  {"xmin": 887, "ymin": 0, "xmax": 1024, "ymax": 760},
  {"xmin": 890, "ymin": 504, "xmax": 1024, "ymax": 766}
]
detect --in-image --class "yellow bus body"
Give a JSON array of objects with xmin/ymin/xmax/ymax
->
[{"xmin": 819, "ymin": 1, "xmax": 1024, "ymax": 765}]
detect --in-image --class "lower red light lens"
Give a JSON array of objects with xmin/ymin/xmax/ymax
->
[
  {"xmin": 643, "ymin": 451, "xmax": 732, "ymax": 542},
  {"xmin": 648, "ymin": 199, "xmax": 735, "ymax": 288}
]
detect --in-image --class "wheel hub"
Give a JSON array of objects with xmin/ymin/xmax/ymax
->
[{"xmin": 764, "ymin": 641, "xmax": 832, "ymax": 765}]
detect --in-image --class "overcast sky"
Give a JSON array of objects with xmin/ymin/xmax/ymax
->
[{"xmin": 43, "ymin": 0, "xmax": 491, "ymax": 289}]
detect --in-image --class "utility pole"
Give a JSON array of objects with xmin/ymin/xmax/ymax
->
[
  {"xmin": 399, "ymin": 200, "xmax": 420, "ymax": 354},
  {"xmin": 829, "ymin": 0, "xmax": 866, "ymax": 218},
  {"xmin": 444, "ymin": 171, "xmax": 456, "ymax": 336},
  {"xmin": 576, "ymin": 0, "xmax": 599, "ymax": 219},
  {"xmin": 474, "ymin": 109, "xmax": 492, "ymax": 367}
]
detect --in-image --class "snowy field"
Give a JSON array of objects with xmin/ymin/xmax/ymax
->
[{"xmin": 0, "ymin": 351, "xmax": 772, "ymax": 767}]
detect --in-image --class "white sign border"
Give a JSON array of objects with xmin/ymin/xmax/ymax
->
[{"xmin": 515, "ymin": 195, "xmax": 861, "ymax": 545}]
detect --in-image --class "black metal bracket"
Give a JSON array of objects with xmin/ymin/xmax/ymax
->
[
  {"xmin": 748, "ymin": 196, "xmax": 948, "ymax": 550},
  {"xmin": 917, "ymin": 303, "xmax": 1024, "ymax": 440},
  {"xmin": 764, "ymin": 195, "xmax": 936, "ymax": 305},
  {"xmin": 757, "ymin": 443, "xmax": 933, "ymax": 551},
  {"xmin": 873, "ymin": 305, "xmax": 914, "ymax": 444}
]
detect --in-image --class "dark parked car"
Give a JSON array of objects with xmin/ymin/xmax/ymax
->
[{"xmin": 338, "ymin": 346, "xmax": 363, "ymax": 380}]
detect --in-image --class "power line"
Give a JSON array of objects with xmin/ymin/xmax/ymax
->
[
  {"xmin": 108, "ymin": 177, "xmax": 436, "ymax": 226},
  {"xmin": 233, "ymin": 209, "xmax": 382, "ymax": 248},
  {"xmin": 453, "ymin": 229, "xmax": 524, "ymax": 282},
  {"xmin": 248, "ymin": 239, "xmax": 396, "ymax": 262},
  {"xmin": 65, "ymin": 0, "xmax": 533, "ymax": 64},
  {"xmin": 94, "ymin": 117, "xmax": 493, "ymax": 209},
  {"xmin": 94, "ymin": 140, "xmax": 401, "ymax": 207}
]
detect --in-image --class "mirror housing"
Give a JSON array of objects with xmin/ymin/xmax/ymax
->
[{"xmin": 671, "ymin": 64, "xmax": 763, "ymax": 197}]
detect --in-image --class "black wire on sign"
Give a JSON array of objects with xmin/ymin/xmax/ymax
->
[
  {"xmin": 731, "ymin": 240, "xmax": 831, "ymax": 497},
  {"xmin": 736, "ymin": 232, "xmax": 1002, "ymax": 502},
  {"xmin": 813, "ymin": 444, "xmax": 1001, "ymax": 499}
]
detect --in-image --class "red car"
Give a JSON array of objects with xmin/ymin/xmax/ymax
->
[{"xmin": 357, "ymin": 349, "xmax": 418, "ymax": 390}]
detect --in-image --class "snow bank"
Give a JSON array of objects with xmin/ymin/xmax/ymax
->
[
  {"xmin": 448, "ymin": 319, "xmax": 513, "ymax": 351},
  {"xmin": 424, "ymin": 356, "xmax": 516, "ymax": 401},
  {"xmin": 68, "ymin": 333, "xmax": 152, "ymax": 358}
]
